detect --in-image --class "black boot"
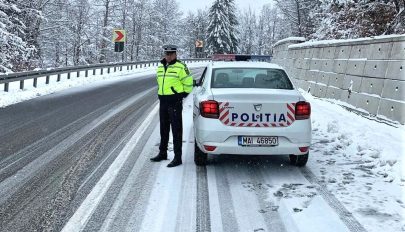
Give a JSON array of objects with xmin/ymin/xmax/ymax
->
[
  {"xmin": 167, "ymin": 157, "xmax": 182, "ymax": 168},
  {"xmin": 150, "ymin": 152, "xmax": 168, "ymax": 162}
]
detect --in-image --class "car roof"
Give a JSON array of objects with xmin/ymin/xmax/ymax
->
[{"xmin": 210, "ymin": 61, "xmax": 285, "ymax": 70}]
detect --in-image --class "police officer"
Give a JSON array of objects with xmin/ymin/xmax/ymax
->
[{"xmin": 150, "ymin": 45, "xmax": 193, "ymax": 167}]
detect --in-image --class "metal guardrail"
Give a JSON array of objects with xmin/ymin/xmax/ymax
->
[{"xmin": 0, "ymin": 58, "xmax": 210, "ymax": 92}]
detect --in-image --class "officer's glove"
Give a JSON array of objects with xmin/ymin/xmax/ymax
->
[{"xmin": 182, "ymin": 92, "xmax": 189, "ymax": 99}]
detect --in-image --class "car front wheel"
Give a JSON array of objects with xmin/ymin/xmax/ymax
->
[
  {"xmin": 194, "ymin": 140, "xmax": 207, "ymax": 166},
  {"xmin": 289, "ymin": 153, "xmax": 309, "ymax": 167}
]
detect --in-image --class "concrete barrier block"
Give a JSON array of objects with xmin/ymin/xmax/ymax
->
[
  {"xmin": 297, "ymin": 69, "xmax": 308, "ymax": 80},
  {"xmin": 390, "ymin": 41, "xmax": 405, "ymax": 60},
  {"xmin": 342, "ymin": 91, "xmax": 360, "ymax": 107},
  {"xmin": 378, "ymin": 98, "xmax": 405, "ymax": 124},
  {"xmin": 298, "ymin": 49, "xmax": 306, "ymax": 59},
  {"xmin": 312, "ymin": 83, "xmax": 328, "ymax": 98},
  {"xmin": 333, "ymin": 59, "xmax": 348, "ymax": 74},
  {"xmin": 295, "ymin": 68, "xmax": 305, "ymax": 79},
  {"xmin": 381, "ymin": 79, "xmax": 405, "ymax": 101},
  {"xmin": 363, "ymin": 61, "xmax": 388, "ymax": 78},
  {"xmin": 359, "ymin": 77, "xmax": 385, "ymax": 95},
  {"xmin": 320, "ymin": 60, "xmax": 334, "ymax": 72},
  {"xmin": 356, "ymin": 93, "xmax": 380, "ymax": 115},
  {"xmin": 293, "ymin": 59, "xmax": 301, "ymax": 69},
  {"xmin": 385, "ymin": 60, "xmax": 405, "ymax": 81},
  {"xmin": 328, "ymin": 73, "xmax": 345, "ymax": 88},
  {"xmin": 343, "ymin": 75, "xmax": 362, "ymax": 92},
  {"xmin": 317, "ymin": 72, "xmax": 330, "ymax": 85},
  {"xmin": 302, "ymin": 59, "xmax": 311, "ymax": 70},
  {"xmin": 346, "ymin": 60, "xmax": 366, "ymax": 76},
  {"xmin": 310, "ymin": 59, "xmax": 323, "ymax": 70},
  {"xmin": 307, "ymin": 70, "xmax": 319, "ymax": 82},
  {"xmin": 349, "ymin": 45, "xmax": 368, "ymax": 59},
  {"xmin": 297, "ymin": 80, "xmax": 310, "ymax": 91},
  {"xmin": 326, "ymin": 86, "xmax": 343, "ymax": 100},
  {"xmin": 308, "ymin": 82, "xmax": 317, "ymax": 95},
  {"xmin": 335, "ymin": 45, "xmax": 352, "ymax": 59},
  {"xmin": 304, "ymin": 48, "xmax": 313, "ymax": 58},
  {"xmin": 312, "ymin": 48, "xmax": 323, "ymax": 59},
  {"xmin": 322, "ymin": 47, "xmax": 336, "ymax": 59},
  {"xmin": 367, "ymin": 42, "xmax": 393, "ymax": 60}
]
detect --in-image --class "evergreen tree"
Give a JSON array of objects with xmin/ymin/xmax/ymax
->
[{"xmin": 206, "ymin": 0, "xmax": 239, "ymax": 54}]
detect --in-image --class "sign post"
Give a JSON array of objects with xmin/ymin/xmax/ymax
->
[
  {"xmin": 195, "ymin": 40, "xmax": 204, "ymax": 58},
  {"xmin": 113, "ymin": 30, "xmax": 126, "ymax": 53}
]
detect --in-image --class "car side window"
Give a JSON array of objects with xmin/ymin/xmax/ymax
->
[{"xmin": 198, "ymin": 67, "xmax": 207, "ymax": 86}]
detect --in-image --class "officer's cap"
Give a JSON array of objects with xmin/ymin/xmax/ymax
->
[{"xmin": 163, "ymin": 44, "xmax": 178, "ymax": 53}]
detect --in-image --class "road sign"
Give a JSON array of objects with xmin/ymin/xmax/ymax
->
[
  {"xmin": 195, "ymin": 40, "xmax": 203, "ymax": 48},
  {"xmin": 113, "ymin": 30, "xmax": 126, "ymax": 43}
]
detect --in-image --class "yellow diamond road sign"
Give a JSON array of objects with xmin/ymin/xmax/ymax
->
[{"xmin": 113, "ymin": 30, "xmax": 126, "ymax": 43}]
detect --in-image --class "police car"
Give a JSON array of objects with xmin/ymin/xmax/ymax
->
[{"xmin": 193, "ymin": 56, "xmax": 311, "ymax": 166}]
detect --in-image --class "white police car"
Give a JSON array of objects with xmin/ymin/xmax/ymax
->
[{"xmin": 193, "ymin": 58, "xmax": 311, "ymax": 166}]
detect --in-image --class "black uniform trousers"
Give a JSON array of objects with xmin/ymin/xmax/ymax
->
[{"xmin": 159, "ymin": 100, "xmax": 183, "ymax": 159}]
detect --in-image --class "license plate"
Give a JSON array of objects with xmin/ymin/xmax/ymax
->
[{"xmin": 238, "ymin": 136, "xmax": 278, "ymax": 146}]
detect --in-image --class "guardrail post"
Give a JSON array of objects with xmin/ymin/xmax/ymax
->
[
  {"xmin": 33, "ymin": 78, "xmax": 37, "ymax": 87},
  {"xmin": 85, "ymin": 70, "xmax": 88, "ymax": 77},
  {"xmin": 93, "ymin": 69, "xmax": 96, "ymax": 75},
  {"xmin": 4, "ymin": 83, "xmax": 9, "ymax": 92},
  {"xmin": 101, "ymin": 68, "xmax": 104, "ymax": 75},
  {"xmin": 67, "ymin": 72, "xmax": 71, "ymax": 79},
  {"xmin": 148, "ymin": 63, "xmax": 151, "ymax": 67},
  {"xmin": 120, "ymin": 66, "xmax": 123, "ymax": 71},
  {"xmin": 20, "ymin": 80, "xmax": 24, "ymax": 90},
  {"xmin": 57, "ymin": 74, "xmax": 61, "ymax": 82},
  {"xmin": 46, "ymin": 75, "xmax": 50, "ymax": 84},
  {"xmin": 77, "ymin": 71, "xmax": 80, "ymax": 77}
]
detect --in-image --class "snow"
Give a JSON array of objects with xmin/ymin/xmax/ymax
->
[
  {"xmin": 288, "ymin": 34, "xmax": 405, "ymax": 49},
  {"xmin": 300, "ymin": 90, "xmax": 405, "ymax": 232},
  {"xmin": 273, "ymin": 37, "xmax": 306, "ymax": 47}
]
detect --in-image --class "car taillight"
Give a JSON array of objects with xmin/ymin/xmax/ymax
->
[
  {"xmin": 200, "ymin": 100, "xmax": 219, "ymax": 118},
  {"xmin": 295, "ymin": 101, "xmax": 311, "ymax": 120}
]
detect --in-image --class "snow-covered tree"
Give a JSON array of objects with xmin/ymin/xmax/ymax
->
[
  {"xmin": 206, "ymin": 0, "xmax": 239, "ymax": 54},
  {"xmin": 238, "ymin": 7, "xmax": 256, "ymax": 54},
  {"xmin": 181, "ymin": 9, "xmax": 209, "ymax": 58},
  {"xmin": 274, "ymin": 0, "xmax": 320, "ymax": 38},
  {"xmin": 0, "ymin": 0, "xmax": 33, "ymax": 72}
]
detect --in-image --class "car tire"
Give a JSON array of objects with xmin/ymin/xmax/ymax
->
[
  {"xmin": 194, "ymin": 140, "xmax": 207, "ymax": 166},
  {"xmin": 289, "ymin": 153, "xmax": 308, "ymax": 167}
]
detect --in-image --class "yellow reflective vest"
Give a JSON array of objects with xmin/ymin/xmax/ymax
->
[{"xmin": 157, "ymin": 59, "xmax": 193, "ymax": 96}]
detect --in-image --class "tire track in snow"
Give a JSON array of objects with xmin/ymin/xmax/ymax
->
[
  {"xmin": 247, "ymin": 165, "xmax": 287, "ymax": 232},
  {"xmin": 213, "ymin": 164, "xmax": 239, "ymax": 232},
  {"xmin": 196, "ymin": 166, "xmax": 211, "ymax": 232},
  {"xmin": 300, "ymin": 167, "xmax": 367, "ymax": 232}
]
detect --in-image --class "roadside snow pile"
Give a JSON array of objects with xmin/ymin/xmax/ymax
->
[{"xmin": 302, "ymin": 90, "xmax": 405, "ymax": 232}]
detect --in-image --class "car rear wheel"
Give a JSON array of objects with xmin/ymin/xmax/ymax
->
[
  {"xmin": 194, "ymin": 140, "xmax": 207, "ymax": 166},
  {"xmin": 289, "ymin": 153, "xmax": 308, "ymax": 167}
]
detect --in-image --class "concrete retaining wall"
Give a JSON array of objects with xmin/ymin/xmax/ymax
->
[{"xmin": 272, "ymin": 35, "xmax": 405, "ymax": 124}]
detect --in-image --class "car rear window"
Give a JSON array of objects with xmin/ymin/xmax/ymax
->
[{"xmin": 211, "ymin": 68, "xmax": 293, "ymax": 89}]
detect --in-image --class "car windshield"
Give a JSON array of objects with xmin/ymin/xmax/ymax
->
[{"xmin": 211, "ymin": 68, "xmax": 293, "ymax": 89}]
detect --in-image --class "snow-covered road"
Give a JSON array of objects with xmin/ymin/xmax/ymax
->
[{"xmin": 0, "ymin": 65, "xmax": 403, "ymax": 231}]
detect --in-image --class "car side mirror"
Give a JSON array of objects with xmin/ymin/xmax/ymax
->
[{"xmin": 193, "ymin": 79, "xmax": 200, "ymax": 87}]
